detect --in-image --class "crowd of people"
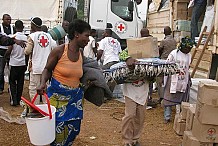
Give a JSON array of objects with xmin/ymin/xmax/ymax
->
[{"xmin": 0, "ymin": 13, "xmax": 196, "ymax": 146}]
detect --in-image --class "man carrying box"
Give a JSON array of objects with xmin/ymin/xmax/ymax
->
[{"xmin": 120, "ymin": 28, "xmax": 153, "ymax": 146}]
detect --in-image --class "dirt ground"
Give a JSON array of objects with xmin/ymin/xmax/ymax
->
[{"xmin": 0, "ymin": 81, "xmax": 183, "ymax": 146}]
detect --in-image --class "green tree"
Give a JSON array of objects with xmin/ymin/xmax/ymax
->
[{"xmin": 77, "ymin": 0, "xmax": 84, "ymax": 19}]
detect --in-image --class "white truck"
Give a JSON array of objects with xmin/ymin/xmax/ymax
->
[
  {"xmin": 84, "ymin": 0, "xmax": 144, "ymax": 48},
  {"xmin": 0, "ymin": 0, "xmax": 78, "ymax": 34}
]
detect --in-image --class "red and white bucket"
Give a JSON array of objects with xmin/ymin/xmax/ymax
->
[{"xmin": 21, "ymin": 93, "xmax": 56, "ymax": 145}]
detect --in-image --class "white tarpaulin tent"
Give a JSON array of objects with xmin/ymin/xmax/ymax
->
[
  {"xmin": 0, "ymin": 0, "xmax": 62, "ymax": 30},
  {"xmin": 1, "ymin": 0, "xmax": 59, "ymax": 22}
]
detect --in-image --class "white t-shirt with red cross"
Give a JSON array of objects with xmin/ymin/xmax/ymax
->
[
  {"xmin": 123, "ymin": 80, "xmax": 149, "ymax": 106},
  {"xmin": 98, "ymin": 37, "xmax": 122, "ymax": 65},
  {"xmin": 29, "ymin": 31, "xmax": 57, "ymax": 74}
]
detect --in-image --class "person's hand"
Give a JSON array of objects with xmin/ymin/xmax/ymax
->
[
  {"xmin": 126, "ymin": 57, "xmax": 138, "ymax": 70},
  {"xmin": 37, "ymin": 84, "xmax": 46, "ymax": 95},
  {"xmin": 14, "ymin": 39, "xmax": 26, "ymax": 48}
]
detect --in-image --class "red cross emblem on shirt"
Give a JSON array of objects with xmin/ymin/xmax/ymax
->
[
  {"xmin": 208, "ymin": 128, "xmax": 216, "ymax": 136},
  {"xmin": 111, "ymin": 39, "xmax": 116, "ymax": 44},
  {"xmin": 118, "ymin": 23, "xmax": 125, "ymax": 31},
  {"xmin": 39, "ymin": 36, "xmax": 48, "ymax": 47}
]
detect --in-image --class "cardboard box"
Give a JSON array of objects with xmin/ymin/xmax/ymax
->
[
  {"xmin": 185, "ymin": 105, "xmax": 196, "ymax": 131},
  {"xmin": 195, "ymin": 100, "xmax": 218, "ymax": 125},
  {"xmin": 197, "ymin": 81, "xmax": 218, "ymax": 106},
  {"xmin": 180, "ymin": 102, "xmax": 190, "ymax": 120},
  {"xmin": 182, "ymin": 131, "xmax": 213, "ymax": 146},
  {"xmin": 173, "ymin": 114, "xmax": 185, "ymax": 129},
  {"xmin": 127, "ymin": 37, "xmax": 159, "ymax": 59},
  {"xmin": 173, "ymin": 114, "xmax": 186, "ymax": 136},
  {"xmin": 192, "ymin": 118, "xmax": 218, "ymax": 143}
]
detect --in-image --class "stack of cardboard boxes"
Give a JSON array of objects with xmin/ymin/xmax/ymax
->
[
  {"xmin": 182, "ymin": 81, "xmax": 218, "ymax": 146},
  {"xmin": 173, "ymin": 102, "xmax": 193, "ymax": 136}
]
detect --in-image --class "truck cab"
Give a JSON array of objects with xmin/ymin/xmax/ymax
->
[{"xmin": 87, "ymin": 0, "xmax": 143, "ymax": 48}]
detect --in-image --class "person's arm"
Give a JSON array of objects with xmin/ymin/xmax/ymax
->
[
  {"xmin": 37, "ymin": 46, "xmax": 63, "ymax": 95},
  {"xmin": 159, "ymin": 40, "xmax": 165, "ymax": 57},
  {"xmin": 0, "ymin": 34, "xmax": 15, "ymax": 46},
  {"xmin": 0, "ymin": 33, "xmax": 26, "ymax": 47},
  {"xmin": 24, "ymin": 36, "xmax": 34, "ymax": 55},
  {"xmin": 4, "ymin": 46, "xmax": 13, "ymax": 59},
  {"xmin": 91, "ymin": 40, "xmax": 97, "ymax": 56},
  {"xmin": 97, "ymin": 50, "xmax": 103, "ymax": 61},
  {"xmin": 97, "ymin": 40, "xmax": 104, "ymax": 61}
]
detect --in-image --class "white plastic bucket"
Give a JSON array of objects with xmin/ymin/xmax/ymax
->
[{"xmin": 25, "ymin": 104, "xmax": 56, "ymax": 145}]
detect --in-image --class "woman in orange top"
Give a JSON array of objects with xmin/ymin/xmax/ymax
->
[{"xmin": 37, "ymin": 19, "xmax": 91, "ymax": 146}]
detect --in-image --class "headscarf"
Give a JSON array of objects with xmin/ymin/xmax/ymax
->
[{"xmin": 178, "ymin": 36, "xmax": 196, "ymax": 50}]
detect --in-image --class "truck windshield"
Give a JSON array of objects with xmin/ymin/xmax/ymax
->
[{"xmin": 111, "ymin": 0, "xmax": 133, "ymax": 21}]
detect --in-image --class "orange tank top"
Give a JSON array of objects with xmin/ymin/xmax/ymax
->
[{"xmin": 53, "ymin": 45, "xmax": 83, "ymax": 88}]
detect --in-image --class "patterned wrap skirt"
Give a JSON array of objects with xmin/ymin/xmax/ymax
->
[{"xmin": 47, "ymin": 77, "xmax": 84, "ymax": 146}]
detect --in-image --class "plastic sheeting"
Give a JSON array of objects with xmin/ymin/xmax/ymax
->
[
  {"xmin": 148, "ymin": 0, "xmax": 169, "ymax": 12},
  {"xmin": 0, "ymin": 107, "xmax": 25, "ymax": 124},
  {"xmin": 200, "ymin": 5, "xmax": 215, "ymax": 33},
  {"xmin": 189, "ymin": 78, "xmax": 216, "ymax": 104}
]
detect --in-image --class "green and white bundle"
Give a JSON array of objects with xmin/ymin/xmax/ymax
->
[{"xmin": 103, "ymin": 58, "xmax": 179, "ymax": 84}]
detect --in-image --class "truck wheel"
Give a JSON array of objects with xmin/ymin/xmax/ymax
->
[{"xmin": 64, "ymin": 7, "xmax": 77, "ymax": 23}]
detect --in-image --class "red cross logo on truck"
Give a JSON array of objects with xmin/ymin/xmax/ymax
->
[
  {"xmin": 118, "ymin": 24, "xmax": 125, "ymax": 31},
  {"xmin": 115, "ymin": 21, "xmax": 127, "ymax": 34},
  {"xmin": 38, "ymin": 33, "xmax": 49, "ymax": 48}
]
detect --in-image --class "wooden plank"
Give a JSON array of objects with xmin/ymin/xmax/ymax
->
[
  {"xmin": 191, "ymin": 59, "xmax": 211, "ymax": 70},
  {"xmin": 191, "ymin": 48, "xmax": 212, "ymax": 62},
  {"xmin": 148, "ymin": 9, "xmax": 170, "ymax": 19},
  {"xmin": 202, "ymin": 32, "xmax": 210, "ymax": 35},
  {"xmin": 175, "ymin": 0, "xmax": 189, "ymax": 2},
  {"xmin": 188, "ymin": 7, "xmax": 193, "ymax": 20},
  {"xmin": 190, "ymin": 65, "xmax": 209, "ymax": 72},
  {"xmin": 192, "ymin": 52, "xmax": 212, "ymax": 62},
  {"xmin": 147, "ymin": 27, "xmax": 164, "ymax": 34},
  {"xmin": 191, "ymin": 26, "xmax": 215, "ymax": 77},
  {"xmin": 148, "ymin": 33, "xmax": 165, "ymax": 41},
  {"xmin": 173, "ymin": 2, "xmax": 188, "ymax": 11},
  {"xmin": 173, "ymin": 11, "xmax": 188, "ymax": 20},
  {"xmin": 148, "ymin": 17, "xmax": 170, "ymax": 24},
  {"xmin": 173, "ymin": 1, "xmax": 188, "ymax": 20},
  {"xmin": 191, "ymin": 26, "xmax": 207, "ymax": 62}
]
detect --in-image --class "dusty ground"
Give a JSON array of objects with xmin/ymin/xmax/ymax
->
[{"xmin": 0, "ymin": 81, "xmax": 183, "ymax": 146}]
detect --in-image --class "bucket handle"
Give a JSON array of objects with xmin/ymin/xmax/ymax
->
[{"xmin": 31, "ymin": 93, "xmax": 52, "ymax": 119}]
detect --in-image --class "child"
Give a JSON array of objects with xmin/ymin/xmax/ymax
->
[{"xmin": 5, "ymin": 20, "xmax": 27, "ymax": 106}]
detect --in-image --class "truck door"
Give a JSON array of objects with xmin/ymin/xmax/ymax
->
[
  {"xmin": 88, "ymin": 0, "xmax": 108, "ymax": 30},
  {"xmin": 108, "ymin": 0, "xmax": 142, "ymax": 39}
]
